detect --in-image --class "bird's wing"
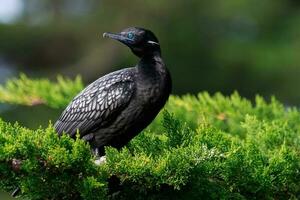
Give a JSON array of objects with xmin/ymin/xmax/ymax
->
[{"xmin": 54, "ymin": 69, "xmax": 135, "ymax": 137}]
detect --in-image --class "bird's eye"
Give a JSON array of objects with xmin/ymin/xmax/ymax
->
[{"xmin": 127, "ymin": 32, "xmax": 134, "ymax": 39}]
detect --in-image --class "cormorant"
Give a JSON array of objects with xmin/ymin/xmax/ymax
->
[{"xmin": 54, "ymin": 27, "xmax": 172, "ymax": 155}]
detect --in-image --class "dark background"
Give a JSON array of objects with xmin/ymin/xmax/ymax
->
[{"xmin": 1, "ymin": 0, "xmax": 300, "ymax": 126}]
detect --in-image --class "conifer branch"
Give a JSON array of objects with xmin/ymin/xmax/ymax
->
[{"xmin": 0, "ymin": 76, "xmax": 299, "ymax": 199}]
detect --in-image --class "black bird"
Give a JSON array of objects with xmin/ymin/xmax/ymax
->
[{"xmin": 54, "ymin": 27, "xmax": 172, "ymax": 155}]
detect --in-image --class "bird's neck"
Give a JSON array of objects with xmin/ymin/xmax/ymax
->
[
  {"xmin": 138, "ymin": 51, "xmax": 164, "ymax": 70},
  {"xmin": 136, "ymin": 51, "xmax": 168, "ymax": 84}
]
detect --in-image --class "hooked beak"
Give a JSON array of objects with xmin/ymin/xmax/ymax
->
[
  {"xmin": 103, "ymin": 32, "xmax": 122, "ymax": 40},
  {"xmin": 103, "ymin": 32, "xmax": 133, "ymax": 45}
]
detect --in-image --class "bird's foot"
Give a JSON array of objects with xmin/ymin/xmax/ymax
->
[
  {"xmin": 94, "ymin": 156, "xmax": 106, "ymax": 165},
  {"xmin": 11, "ymin": 187, "xmax": 20, "ymax": 197}
]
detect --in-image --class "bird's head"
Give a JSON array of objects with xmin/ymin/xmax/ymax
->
[{"xmin": 103, "ymin": 27, "xmax": 160, "ymax": 58}]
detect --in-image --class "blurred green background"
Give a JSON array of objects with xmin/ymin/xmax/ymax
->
[
  {"xmin": 1, "ymin": 0, "xmax": 300, "ymax": 198},
  {"xmin": 1, "ymin": 0, "xmax": 300, "ymax": 125},
  {"xmin": 0, "ymin": 191, "xmax": 16, "ymax": 200}
]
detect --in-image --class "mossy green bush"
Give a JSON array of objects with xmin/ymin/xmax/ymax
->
[
  {"xmin": 0, "ymin": 74, "xmax": 83, "ymax": 108},
  {"xmin": 0, "ymin": 76, "xmax": 299, "ymax": 199}
]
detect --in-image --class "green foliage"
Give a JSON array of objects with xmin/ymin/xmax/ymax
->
[
  {"xmin": 0, "ymin": 120, "xmax": 107, "ymax": 200},
  {"xmin": 0, "ymin": 74, "xmax": 83, "ymax": 108},
  {"xmin": 0, "ymin": 76, "xmax": 299, "ymax": 199}
]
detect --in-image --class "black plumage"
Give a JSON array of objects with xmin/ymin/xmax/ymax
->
[{"xmin": 54, "ymin": 27, "xmax": 171, "ymax": 155}]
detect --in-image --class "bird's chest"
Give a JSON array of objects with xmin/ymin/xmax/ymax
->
[{"xmin": 136, "ymin": 75, "xmax": 165, "ymax": 106}]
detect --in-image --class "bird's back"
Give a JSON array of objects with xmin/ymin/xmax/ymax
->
[{"xmin": 54, "ymin": 68, "xmax": 136, "ymax": 139}]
